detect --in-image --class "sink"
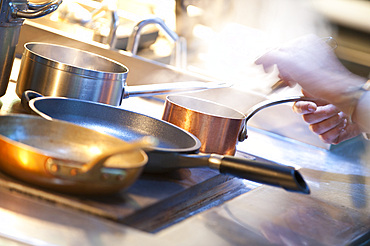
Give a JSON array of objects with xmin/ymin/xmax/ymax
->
[
  {"xmin": 27, "ymin": 11, "xmax": 159, "ymax": 52},
  {"xmin": 16, "ymin": 19, "xmax": 206, "ymax": 87}
]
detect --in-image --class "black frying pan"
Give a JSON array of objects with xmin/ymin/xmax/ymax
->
[{"xmin": 22, "ymin": 91, "xmax": 310, "ymax": 194}]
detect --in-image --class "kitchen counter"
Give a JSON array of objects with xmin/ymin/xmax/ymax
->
[{"xmin": 0, "ymin": 79, "xmax": 369, "ymax": 245}]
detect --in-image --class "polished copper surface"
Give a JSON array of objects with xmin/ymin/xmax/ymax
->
[{"xmin": 162, "ymin": 95, "xmax": 245, "ymax": 155}]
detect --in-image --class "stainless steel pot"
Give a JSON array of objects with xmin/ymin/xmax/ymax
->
[
  {"xmin": 0, "ymin": 0, "xmax": 62, "ymax": 97},
  {"xmin": 16, "ymin": 42, "xmax": 129, "ymax": 106},
  {"xmin": 16, "ymin": 42, "xmax": 228, "ymax": 106}
]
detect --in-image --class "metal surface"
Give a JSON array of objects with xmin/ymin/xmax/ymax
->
[
  {"xmin": 162, "ymin": 95, "xmax": 315, "ymax": 154},
  {"xmin": 127, "ymin": 17, "xmax": 179, "ymax": 55},
  {"xmin": 24, "ymin": 93, "xmax": 309, "ymax": 193},
  {"xmin": 163, "ymin": 95, "xmax": 246, "ymax": 155},
  {"xmin": 90, "ymin": 0, "xmax": 119, "ymax": 48},
  {"xmin": 126, "ymin": 17, "xmax": 186, "ymax": 68},
  {"xmin": 0, "ymin": 114, "xmax": 148, "ymax": 195},
  {"xmin": 0, "ymin": 0, "xmax": 61, "ymax": 97},
  {"xmin": 239, "ymin": 96, "xmax": 315, "ymax": 140},
  {"xmin": 156, "ymin": 127, "xmax": 370, "ymax": 246},
  {"xmin": 16, "ymin": 43, "xmax": 226, "ymax": 106},
  {"xmin": 16, "ymin": 42, "xmax": 129, "ymax": 106},
  {"xmin": 0, "ymin": 81, "xmax": 369, "ymax": 244},
  {"xmin": 122, "ymin": 81, "xmax": 230, "ymax": 99}
]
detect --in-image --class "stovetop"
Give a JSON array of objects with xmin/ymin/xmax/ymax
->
[{"xmin": 0, "ymin": 82, "xmax": 259, "ymax": 233}]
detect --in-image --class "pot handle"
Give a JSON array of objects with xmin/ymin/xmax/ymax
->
[
  {"xmin": 238, "ymin": 96, "xmax": 316, "ymax": 141},
  {"xmin": 208, "ymin": 154, "xmax": 310, "ymax": 194},
  {"xmin": 12, "ymin": 0, "xmax": 62, "ymax": 19}
]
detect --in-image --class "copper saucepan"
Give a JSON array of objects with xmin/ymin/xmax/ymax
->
[
  {"xmin": 0, "ymin": 114, "xmax": 153, "ymax": 195},
  {"xmin": 162, "ymin": 95, "xmax": 314, "ymax": 155}
]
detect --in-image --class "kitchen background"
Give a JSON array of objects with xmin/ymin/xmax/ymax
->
[
  {"xmin": 0, "ymin": 1, "xmax": 369, "ymax": 244},
  {"xmin": 27, "ymin": 0, "xmax": 370, "ymax": 93}
]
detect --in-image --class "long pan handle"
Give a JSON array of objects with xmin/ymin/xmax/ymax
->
[
  {"xmin": 176, "ymin": 153, "xmax": 310, "ymax": 194},
  {"xmin": 210, "ymin": 154, "xmax": 309, "ymax": 194},
  {"xmin": 122, "ymin": 81, "xmax": 231, "ymax": 99}
]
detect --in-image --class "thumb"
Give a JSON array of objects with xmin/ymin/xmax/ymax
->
[{"xmin": 293, "ymin": 101, "xmax": 317, "ymax": 115}]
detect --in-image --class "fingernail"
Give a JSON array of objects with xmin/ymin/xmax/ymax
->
[
  {"xmin": 307, "ymin": 104, "xmax": 316, "ymax": 112},
  {"xmin": 343, "ymin": 118, "xmax": 348, "ymax": 128}
]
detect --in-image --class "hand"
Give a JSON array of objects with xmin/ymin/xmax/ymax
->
[
  {"xmin": 293, "ymin": 96, "xmax": 361, "ymax": 144},
  {"xmin": 255, "ymin": 34, "xmax": 366, "ymax": 116}
]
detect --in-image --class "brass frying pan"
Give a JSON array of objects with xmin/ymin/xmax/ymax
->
[{"xmin": 0, "ymin": 114, "xmax": 152, "ymax": 195}]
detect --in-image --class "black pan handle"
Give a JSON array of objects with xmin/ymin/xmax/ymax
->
[{"xmin": 207, "ymin": 154, "xmax": 310, "ymax": 194}]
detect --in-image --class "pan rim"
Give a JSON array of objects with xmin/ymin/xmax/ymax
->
[
  {"xmin": 29, "ymin": 96, "xmax": 202, "ymax": 154},
  {"xmin": 0, "ymin": 114, "xmax": 148, "ymax": 169}
]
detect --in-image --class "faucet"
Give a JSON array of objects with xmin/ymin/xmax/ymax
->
[
  {"xmin": 91, "ymin": 0, "xmax": 118, "ymax": 49},
  {"xmin": 126, "ymin": 17, "xmax": 187, "ymax": 69}
]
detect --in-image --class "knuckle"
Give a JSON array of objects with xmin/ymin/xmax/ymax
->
[
  {"xmin": 309, "ymin": 124, "xmax": 321, "ymax": 134},
  {"xmin": 302, "ymin": 114, "xmax": 315, "ymax": 124},
  {"xmin": 319, "ymin": 135, "xmax": 335, "ymax": 144}
]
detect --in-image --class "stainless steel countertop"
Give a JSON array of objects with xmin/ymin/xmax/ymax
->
[
  {"xmin": 0, "ymin": 80, "xmax": 369, "ymax": 245},
  {"xmin": 158, "ymin": 128, "xmax": 370, "ymax": 245}
]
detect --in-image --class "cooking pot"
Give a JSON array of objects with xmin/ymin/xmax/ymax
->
[
  {"xmin": 0, "ymin": 0, "xmax": 62, "ymax": 97},
  {"xmin": 22, "ymin": 91, "xmax": 310, "ymax": 194},
  {"xmin": 0, "ymin": 114, "xmax": 153, "ymax": 195},
  {"xmin": 16, "ymin": 42, "xmax": 227, "ymax": 106},
  {"xmin": 162, "ymin": 95, "xmax": 314, "ymax": 155}
]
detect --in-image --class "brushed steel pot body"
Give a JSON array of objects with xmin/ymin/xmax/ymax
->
[{"xmin": 16, "ymin": 42, "xmax": 129, "ymax": 105}]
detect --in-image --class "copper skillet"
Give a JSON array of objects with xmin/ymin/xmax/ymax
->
[
  {"xmin": 0, "ymin": 114, "xmax": 153, "ymax": 195},
  {"xmin": 23, "ymin": 91, "xmax": 310, "ymax": 194}
]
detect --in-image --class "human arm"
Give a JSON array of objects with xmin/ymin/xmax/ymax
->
[{"xmin": 255, "ymin": 34, "xmax": 370, "ymax": 134}]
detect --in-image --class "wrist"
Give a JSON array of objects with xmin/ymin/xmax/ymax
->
[
  {"xmin": 346, "ymin": 80, "xmax": 369, "ymax": 123},
  {"xmin": 331, "ymin": 77, "xmax": 369, "ymax": 118},
  {"xmin": 353, "ymin": 88, "xmax": 370, "ymax": 133}
]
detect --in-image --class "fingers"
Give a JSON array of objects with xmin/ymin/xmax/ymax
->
[
  {"xmin": 332, "ymin": 122, "xmax": 362, "ymax": 144},
  {"xmin": 302, "ymin": 104, "xmax": 341, "ymax": 125},
  {"xmin": 306, "ymin": 105, "xmax": 345, "ymax": 143},
  {"xmin": 293, "ymin": 101, "xmax": 358, "ymax": 144},
  {"xmin": 316, "ymin": 118, "xmax": 347, "ymax": 144},
  {"xmin": 293, "ymin": 101, "xmax": 317, "ymax": 115}
]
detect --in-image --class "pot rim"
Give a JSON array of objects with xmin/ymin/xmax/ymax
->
[
  {"xmin": 23, "ymin": 42, "xmax": 129, "ymax": 79},
  {"xmin": 166, "ymin": 95, "xmax": 246, "ymax": 120}
]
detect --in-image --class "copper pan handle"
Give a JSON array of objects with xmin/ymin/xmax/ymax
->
[{"xmin": 45, "ymin": 137, "xmax": 156, "ymax": 183}]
